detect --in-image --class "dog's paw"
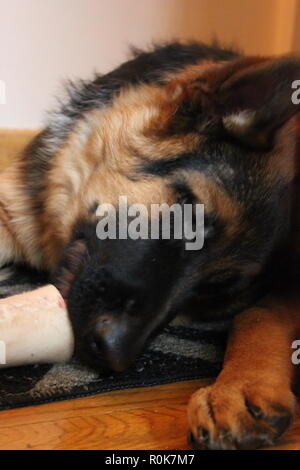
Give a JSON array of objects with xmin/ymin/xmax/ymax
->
[{"xmin": 187, "ymin": 381, "xmax": 296, "ymax": 450}]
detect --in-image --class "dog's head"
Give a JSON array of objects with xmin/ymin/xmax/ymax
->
[{"xmin": 54, "ymin": 53, "xmax": 300, "ymax": 371}]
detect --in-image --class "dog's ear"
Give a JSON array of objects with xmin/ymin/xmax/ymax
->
[
  {"xmin": 169, "ymin": 56, "xmax": 300, "ymax": 150},
  {"xmin": 219, "ymin": 57, "xmax": 300, "ymax": 149}
]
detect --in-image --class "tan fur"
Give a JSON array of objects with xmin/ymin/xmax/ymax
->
[
  {"xmin": 0, "ymin": 164, "xmax": 43, "ymax": 268},
  {"xmin": 265, "ymin": 117, "xmax": 298, "ymax": 183},
  {"xmin": 182, "ymin": 171, "xmax": 240, "ymax": 233}
]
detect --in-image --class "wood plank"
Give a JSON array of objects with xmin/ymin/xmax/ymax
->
[
  {"xmin": 0, "ymin": 380, "xmax": 205, "ymax": 450},
  {"xmin": 0, "ymin": 379, "xmax": 212, "ymax": 429},
  {"xmin": 0, "ymin": 379, "xmax": 297, "ymax": 450}
]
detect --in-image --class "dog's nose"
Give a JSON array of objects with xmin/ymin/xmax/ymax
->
[{"xmin": 90, "ymin": 314, "xmax": 136, "ymax": 371}]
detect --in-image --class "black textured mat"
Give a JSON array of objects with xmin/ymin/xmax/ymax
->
[{"xmin": 0, "ymin": 265, "xmax": 229, "ymax": 410}]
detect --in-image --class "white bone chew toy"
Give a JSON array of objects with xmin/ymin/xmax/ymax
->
[{"xmin": 0, "ymin": 285, "xmax": 74, "ymax": 367}]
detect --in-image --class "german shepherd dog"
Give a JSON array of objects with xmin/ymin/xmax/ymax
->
[{"xmin": 0, "ymin": 41, "xmax": 300, "ymax": 450}]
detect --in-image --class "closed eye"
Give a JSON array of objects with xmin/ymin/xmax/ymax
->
[{"xmin": 171, "ymin": 180, "xmax": 196, "ymax": 205}]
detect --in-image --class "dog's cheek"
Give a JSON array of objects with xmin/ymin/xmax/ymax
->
[{"xmin": 52, "ymin": 239, "xmax": 88, "ymax": 300}]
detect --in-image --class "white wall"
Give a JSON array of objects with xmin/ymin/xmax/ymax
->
[{"xmin": 1, "ymin": 0, "xmax": 299, "ymax": 128}]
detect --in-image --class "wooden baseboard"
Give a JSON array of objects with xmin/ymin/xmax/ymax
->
[{"xmin": 0, "ymin": 129, "xmax": 39, "ymax": 170}]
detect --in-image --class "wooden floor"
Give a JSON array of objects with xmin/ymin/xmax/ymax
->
[
  {"xmin": 0, "ymin": 379, "xmax": 298, "ymax": 450},
  {"xmin": 1, "ymin": 129, "xmax": 300, "ymax": 450}
]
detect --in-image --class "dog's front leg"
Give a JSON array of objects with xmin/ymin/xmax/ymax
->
[{"xmin": 187, "ymin": 300, "xmax": 300, "ymax": 450}]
